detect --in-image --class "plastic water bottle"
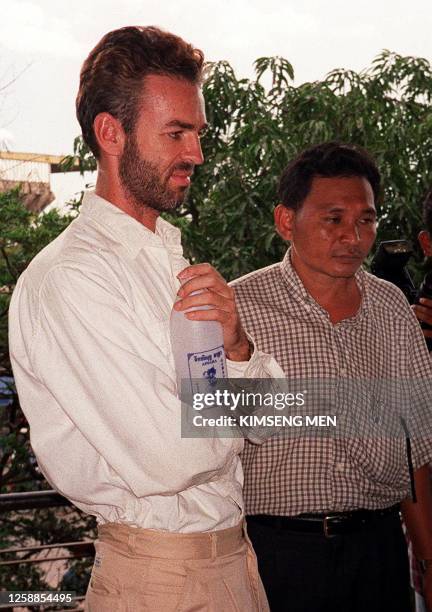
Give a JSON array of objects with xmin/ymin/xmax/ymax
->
[{"xmin": 170, "ymin": 280, "xmax": 227, "ymax": 397}]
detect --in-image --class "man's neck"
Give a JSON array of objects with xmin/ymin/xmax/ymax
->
[
  {"xmin": 291, "ymin": 254, "xmax": 362, "ymax": 324},
  {"xmin": 95, "ymin": 175, "xmax": 159, "ymax": 232}
]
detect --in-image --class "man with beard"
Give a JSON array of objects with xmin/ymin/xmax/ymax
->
[
  {"xmin": 8, "ymin": 27, "xmax": 279, "ymax": 611},
  {"xmin": 232, "ymin": 142, "xmax": 432, "ymax": 612}
]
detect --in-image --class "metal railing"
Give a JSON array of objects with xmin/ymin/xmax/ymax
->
[
  {"xmin": 0, "ymin": 490, "xmax": 72, "ymax": 512},
  {"xmin": 1, "ymin": 490, "xmax": 94, "ymax": 610},
  {"xmin": 0, "ymin": 541, "xmax": 95, "ymax": 566}
]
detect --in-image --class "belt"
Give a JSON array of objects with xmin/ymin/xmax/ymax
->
[
  {"xmin": 98, "ymin": 520, "xmax": 246, "ymax": 560},
  {"xmin": 247, "ymin": 505, "xmax": 400, "ymax": 537}
]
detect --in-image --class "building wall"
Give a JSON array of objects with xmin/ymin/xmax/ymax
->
[{"xmin": 0, "ymin": 158, "xmax": 50, "ymax": 183}]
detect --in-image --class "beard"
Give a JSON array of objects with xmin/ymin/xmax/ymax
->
[{"xmin": 119, "ymin": 133, "xmax": 192, "ymax": 212}]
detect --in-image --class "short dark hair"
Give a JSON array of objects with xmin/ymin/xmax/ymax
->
[
  {"xmin": 278, "ymin": 141, "xmax": 381, "ymax": 210},
  {"xmin": 422, "ymin": 189, "xmax": 432, "ymax": 235},
  {"xmin": 76, "ymin": 26, "xmax": 204, "ymax": 158}
]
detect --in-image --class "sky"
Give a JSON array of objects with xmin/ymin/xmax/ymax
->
[{"xmin": 0, "ymin": 0, "xmax": 431, "ymax": 204}]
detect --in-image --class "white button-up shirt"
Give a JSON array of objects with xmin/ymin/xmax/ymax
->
[{"xmin": 9, "ymin": 191, "xmax": 283, "ymax": 533}]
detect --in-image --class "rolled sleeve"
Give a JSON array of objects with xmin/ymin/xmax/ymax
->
[{"xmin": 227, "ymin": 333, "xmax": 285, "ymax": 378}]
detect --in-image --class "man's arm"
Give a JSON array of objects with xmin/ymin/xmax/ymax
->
[
  {"xmin": 11, "ymin": 260, "xmax": 283, "ymax": 504},
  {"xmin": 404, "ymin": 307, "xmax": 432, "ymax": 612},
  {"xmin": 412, "ymin": 297, "xmax": 432, "ymax": 339},
  {"xmin": 10, "ymin": 263, "xmax": 243, "ymax": 502},
  {"xmin": 401, "ymin": 465, "xmax": 432, "ymax": 612}
]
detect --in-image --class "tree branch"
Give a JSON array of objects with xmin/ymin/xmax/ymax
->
[{"xmin": 1, "ymin": 247, "xmax": 17, "ymax": 282}]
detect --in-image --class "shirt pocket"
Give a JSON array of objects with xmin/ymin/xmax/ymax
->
[{"xmin": 86, "ymin": 573, "xmax": 122, "ymax": 612}]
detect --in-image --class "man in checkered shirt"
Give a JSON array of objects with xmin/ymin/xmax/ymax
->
[{"xmin": 232, "ymin": 142, "xmax": 432, "ymax": 612}]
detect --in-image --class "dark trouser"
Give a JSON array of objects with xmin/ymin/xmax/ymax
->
[{"xmin": 247, "ymin": 511, "xmax": 411, "ymax": 612}]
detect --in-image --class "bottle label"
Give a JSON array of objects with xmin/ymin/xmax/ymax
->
[{"xmin": 187, "ymin": 345, "xmax": 227, "ymax": 392}]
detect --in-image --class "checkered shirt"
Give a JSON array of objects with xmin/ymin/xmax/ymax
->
[{"xmin": 232, "ymin": 250, "xmax": 432, "ymax": 515}]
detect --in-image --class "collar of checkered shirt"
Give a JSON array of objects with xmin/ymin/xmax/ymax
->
[{"xmin": 279, "ymin": 247, "xmax": 370, "ymax": 325}]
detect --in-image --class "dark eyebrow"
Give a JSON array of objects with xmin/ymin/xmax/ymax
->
[
  {"xmin": 323, "ymin": 205, "xmax": 377, "ymax": 217},
  {"xmin": 165, "ymin": 120, "xmax": 209, "ymax": 131}
]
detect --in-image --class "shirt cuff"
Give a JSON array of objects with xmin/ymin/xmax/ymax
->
[{"xmin": 226, "ymin": 332, "xmax": 285, "ymax": 379}]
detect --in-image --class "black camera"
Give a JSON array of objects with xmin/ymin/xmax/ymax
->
[{"xmin": 371, "ymin": 240, "xmax": 432, "ymax": 351}]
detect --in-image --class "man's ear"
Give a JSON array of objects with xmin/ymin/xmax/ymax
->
[
  {"xmin": 418, "ymin": 230, "xmax": 432, "ymax": 257},
  {"xmin": 274, "ymin": 204, "xmax": 295, "ymax": 241},
  {"xmin": 93, "ymin": 112, "xmax": 126, "ymax": 157}
]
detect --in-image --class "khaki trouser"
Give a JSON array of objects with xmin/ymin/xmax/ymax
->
[{"xmin": 85, "ymin": 520, "xmax": 269, "ymax": 611}]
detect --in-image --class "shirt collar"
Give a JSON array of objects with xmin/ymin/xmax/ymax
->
[
  {"xmin": 79, "ymin": 190, "xmax": 183, "ymax": 258},
  {"xmin": 280, "ymin": 247, "xmax": 370, "ymax": 323}
]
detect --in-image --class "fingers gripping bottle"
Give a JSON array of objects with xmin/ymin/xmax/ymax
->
[{"xmin": 170, "ymin": 276, "xmax": 227, "ymax": 397}]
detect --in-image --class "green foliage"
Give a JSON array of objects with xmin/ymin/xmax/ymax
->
[
  {"xmin": 0, "ymin": 189, "xmax": 76, "ymax": 495},
  {"xmin": 0, "ymin": 189, "xmax": 74, "ymax": 372},
  {"xmin": 0, "ymin": 507, "xmax": 96, "ymax": 593},
  {"xmin": 60, "ymin": 135, "xmax": 97, "ymax": 175}
]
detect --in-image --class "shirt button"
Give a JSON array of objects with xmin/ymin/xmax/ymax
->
[
  {"xmin": 335, "ymin": 462, "xmax": 344, "ymax": 471},
  {"xmin": 340, "ymin": 367, "xmax": 347, "ymax": 375}
]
